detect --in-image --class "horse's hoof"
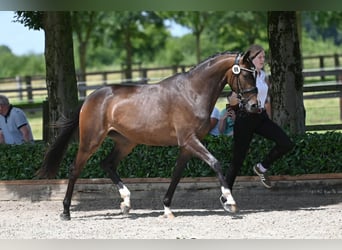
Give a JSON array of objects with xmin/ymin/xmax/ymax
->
[
  {"xmin": 223, "ymin": 203, "xmax": 239, "ymax": 213},
  {"xmin": 219, "ymin": 195, "xmax": 238, "ymax": 213},
  {"xmin": 226, "ymin": 204, "xmax": 239, "ymax": 213},
  {"xmin": 60, "ymin": 213, "xmax": 71, "ymax": 221},
  {"xmin": 120, "ymin": 203, "xmax": 131, "ymax": 215},
  {"xmin": 160, "ymin": 213, "xmax": 175, "ymax": 219}
]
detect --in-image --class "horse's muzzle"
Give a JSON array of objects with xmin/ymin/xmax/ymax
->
[{"xmin": 244, "ymin": 102, "xmax": 261, "ymax": 114}]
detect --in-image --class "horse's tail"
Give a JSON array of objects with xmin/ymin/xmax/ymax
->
[{"xmin": 37, "ymin": 106, "xmax": 82, "ymax": 179}]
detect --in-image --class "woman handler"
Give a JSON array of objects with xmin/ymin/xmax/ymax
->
[{"xmin": 224, "ymin": 44, "xmax": 294, "ymax": 195}]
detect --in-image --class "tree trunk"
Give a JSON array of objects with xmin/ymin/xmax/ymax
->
[
  {"xmin": 78, "ymin": 41, "xmax": 87, "ymax": 97},
  {"xmin": 195, "ymin": 32, "xmax": 201, "ymax": 63},
  {"xmin": 267, "ymin": 11, "xmax": 306, "ymax": 134},
  {"xmin": 42, "ymin": 12, "xmax": 79, "ymax": 143},
  {"xmin": 78, "ymin": 41, "xmax": 87, "ymax": 83},
  {"xmin": 124, "ymin": 31, "xmax": 133, "ymax": 81}
]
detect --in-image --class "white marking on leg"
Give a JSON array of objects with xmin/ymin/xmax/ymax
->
[
  {"xmin": 221, "ymin": 186, "xmax": 236, "ymax": 205},
  {"xmin": 162, "ymin": 206, "xmax": 175, "ymax": 219},
  {"xmin": 119, "ymin": 185, "xmax": 131, "ymax": 207}
]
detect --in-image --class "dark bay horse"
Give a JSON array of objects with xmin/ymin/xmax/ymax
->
[{"xmin": 38, "ymin": 51, "xmax": 259, "ymax": 220}]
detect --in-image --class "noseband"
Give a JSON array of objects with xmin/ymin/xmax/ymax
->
[{"xmin": 230, "ymin": 53, "xmax": 258, "ymax": 108}]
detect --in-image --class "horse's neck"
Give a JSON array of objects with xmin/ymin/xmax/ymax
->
[
  {"xmin": 189, "ymin": 60, "xmax": 231, "ymax": 106},
  {"xmin": 181, "ymin": 74, "xmax": 224, "ymax": 116}
]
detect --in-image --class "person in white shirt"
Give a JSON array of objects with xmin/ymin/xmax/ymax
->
[
  {"xmin": 208, "ymin": 107, "xmax": 221, "ymax": 136},
  {"xmin": 0, "ymin": 95, "xmax": 34, "ymax": 144},
  {"xmin": 223, "ymin": 44, "xmax": 294, "ymax": 197}
]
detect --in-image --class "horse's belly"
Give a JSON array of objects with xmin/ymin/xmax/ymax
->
[{"xmin": 128, "ymin": 131, "xmax": 178, "ymax": 146}]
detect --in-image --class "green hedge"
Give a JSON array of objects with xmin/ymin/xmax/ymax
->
[{"xmin": 0, "ymin": 131, "xmax": 341, "ymax": 180}]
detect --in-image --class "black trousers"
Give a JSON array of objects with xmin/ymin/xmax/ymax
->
[{"xmin": 225, "ymin": 110, "xmax": 294, "ymax": 190}]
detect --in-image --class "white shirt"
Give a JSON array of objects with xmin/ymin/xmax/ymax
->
[
  {"xmin": 0, "ymin": 106, "xmax": 33, "ymax": 144},
  {"xmin": 209, "ymin": 107, "xmax": 220, "ymax": 136},
  {"xmin": 256, "ymin": 70, "xmax": 268, "ymax": 108}
]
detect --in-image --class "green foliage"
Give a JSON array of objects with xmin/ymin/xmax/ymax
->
[
  {"xmin": 0, "ymin": 132, "xmax": 341, "ymax": 180},
  {"xmin": 0, "ymin": 142, "xmax": 45, "ymax": 180},
  {"xmin": 0, "ymin": 45, "xmax": 45, "ymax": 77},
  {"xmin": 2, "ymin": 11, "xmax": 342, "ymax": 77}
]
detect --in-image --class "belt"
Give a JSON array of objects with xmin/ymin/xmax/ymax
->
[{"xmin": 237, "ymin": 107, "xmax": 266, "ymax": 117}]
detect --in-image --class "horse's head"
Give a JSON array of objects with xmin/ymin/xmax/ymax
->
[{"xmin": 225, "ymin": 51, "xmax": 259, "ymax": 113}]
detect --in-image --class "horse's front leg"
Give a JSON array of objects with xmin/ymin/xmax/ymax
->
[
  {"xmin": 162, "ymin": 148, "xmax": 192, "ymax": 218},
  {"xmin": 185, "ymin": 136, "xmax": 238, "ymax": 213},
  {"xmin": 117, "ymin": 182, "xmax": 131, "ymax": 214}
]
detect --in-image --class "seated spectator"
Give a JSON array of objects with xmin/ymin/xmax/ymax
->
[
  {"xmin": 0, "ymin": 94, "xmax": 34, "ymax": 144},
  {"xmin": 208, "ymin": 106, "xmax": 221, "ymax": 136},
  {"xmin": 218, "ymin": 91, "xmax": 239, "ymax": 136}
]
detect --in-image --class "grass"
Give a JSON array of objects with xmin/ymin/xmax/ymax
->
[
  {"xmin": 216, "ymin": 96, "xmax": 341, "ymax": 124},
  {"xmin": 26, "ymin": 110, "xmax": 43, "ymax": 140}
]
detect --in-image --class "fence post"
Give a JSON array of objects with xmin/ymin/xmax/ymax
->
[
  {"xmin": 42, "ymin": 99, "xmax": 49, "ymax": 142},
  {"xmin": 140, "ymin": 68, "xmax": 148, "ymax": 84},
  {"xmin": 319, "ymin": 56, "xmax": 325, "ymax": 81},
  {"xmin": 334, "ymin": 53, "xmax": 340, "ymax": 81},
  {"xmin": 16, "ymin": 76, "xmax": 23, "ymax": 100},
  {"xmin": 340, "ymin": 83, "xmax": 342, "ymax": 120},
  {"xmin": 333, "ymin": 54, "xmax": 342, "ymax": 120},
  {"xmin": 77, "ymin": 72, "xmax": 87, "ymax": 98},
  {"xmin": 172, "ymin": 65, "xmax": 178, "ymax": 75},
  {"xmin": 25, "ymin": 75, "xmax": 33, "ymax": 103},
  {"xmin": 102, "ymin": 72, "xmax": 107, "ymax": 86}
]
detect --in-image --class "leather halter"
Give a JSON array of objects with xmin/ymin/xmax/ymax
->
[
  {"xmin": 232, "ymin": 53, "xmax": 258, "ymax": 97},
  {"xmin": 230, "ymin": 53, "xmax": 259, "ymax": 111}
]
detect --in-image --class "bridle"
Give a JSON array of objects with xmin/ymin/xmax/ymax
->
[{"xmin": 230, "ymin": 53, "xmax": 259, "ymax": 109}]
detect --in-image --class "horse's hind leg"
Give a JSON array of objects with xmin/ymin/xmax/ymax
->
[
  {"xmin": 100, "ymin": 134, "xmax": 136, "ymax": 214},
  {"xmin": 62, "ymin": 128, "xmax": 107, "ymax": 220},
  {"xmin": 61, "ymin": 145, "xmax": 99, "ymax": 220},
  {"xmin": 162, "ymin": 148, "xmax": 193, "ymax": 218}
]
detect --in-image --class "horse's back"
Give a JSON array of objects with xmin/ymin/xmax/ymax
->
[{"xmin": 79, "ymin": 74, "xmax": 210, "ymax": 146}]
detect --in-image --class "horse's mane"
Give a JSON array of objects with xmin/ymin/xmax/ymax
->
[{"xmin": 188, "ymin": 51, "xmax": 240, "ymax": 73}]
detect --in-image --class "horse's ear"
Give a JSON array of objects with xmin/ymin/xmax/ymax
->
[
  {"xmin": 243, "ymin": 49, "xmax": 262, "ymax": 64},
  {"xmin": 242, "ymin": 50, "xmax": 251, "ymax": 64},
  {"xmin": 249, "ymin": 50, "xmax": 262, "ymax": 61}
]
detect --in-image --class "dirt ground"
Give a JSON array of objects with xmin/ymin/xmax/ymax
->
[{"xmin": 0, "ymin": 196, "xmax": 341, "ymax": 239}]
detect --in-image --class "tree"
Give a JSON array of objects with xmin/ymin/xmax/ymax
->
[
  {"xmin": 71, "ymin": 11, "xmax": 95, "ymax": 83},
  {"xmin": 165, "ymin": 11, "xmax": 209, "ymax": 63},
  {"xmin": 71, "ymin": 11, "xmax": 105, "ymax": 83},
  {"xmin": 101, "ymin": 11, "xmax": 167, "ymax": 81},
  {"xmin": 42, "ymin": 12, "xmax": 79, "ymax": 142},
  {"xmin": 15, "ymin": 11, "xmax": 79, "ymax": 143},
  {"xmin": 164, "ymin": 11, "xmax": 268, "ymax": 63},
  {"xmin": 303, "ymin": 11, "xmax": 342, "ymax": 46},
  {"xmin": 268, "ymin": 11, "xmax": 305, "ymax": 134},
  {"xmin": 205, "ymin": 11, "xmax": 268, "ymax": 52}
]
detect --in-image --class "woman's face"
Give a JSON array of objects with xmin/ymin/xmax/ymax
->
[
  {"xmin": 0, "ymin": 104, "xmax": 6, "ymax": 116},
  {"xmin": 252, "ymin": 50, "xmax": 265, "ymax": 71}
]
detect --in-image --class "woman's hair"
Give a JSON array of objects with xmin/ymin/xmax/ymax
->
[
  {"xmin": 0, "ymin": 95, "xmax": 10, "ymax": 106},
  {"xmin": 246, "ymin": 44, "xmax": 264, "ymax": 59}
]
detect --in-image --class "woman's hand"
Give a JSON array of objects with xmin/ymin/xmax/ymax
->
[{"xmin": 224, "ymin": 109, "xmax": 236, "ymax": 120}]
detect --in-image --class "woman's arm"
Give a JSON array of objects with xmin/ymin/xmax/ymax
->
[{"xmin": 0, "ymin": 130, "xmax": 5, "ymax": 144}]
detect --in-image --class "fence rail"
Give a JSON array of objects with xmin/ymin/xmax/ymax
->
[
  {"xmin": 1, "ymin": 54, "xmax": 342, "ymax": 134},
  {"xmin": 1, "ymin": 67, "xmax": 342, "ymax": 100}
]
